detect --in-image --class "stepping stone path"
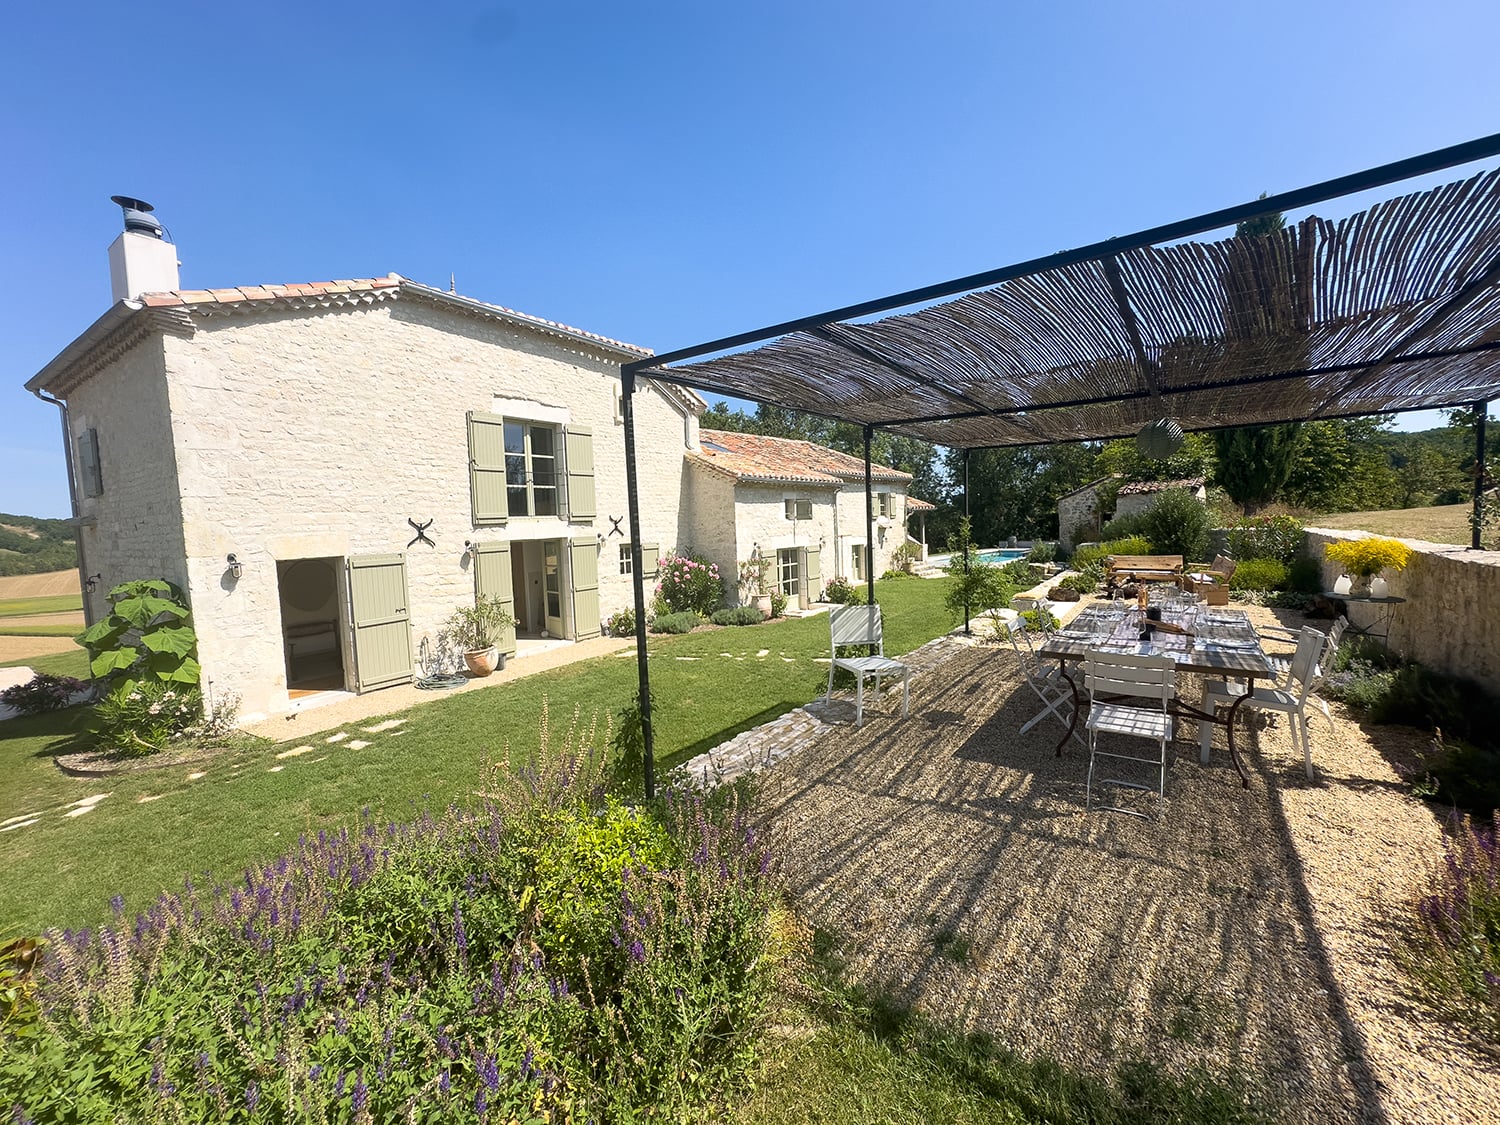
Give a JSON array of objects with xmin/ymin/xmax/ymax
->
[
  {"xmin": 678, "ymin": 633, "xmax": 976, "ymax": 790},
  {"xmin": 4, "ymin": 720, "xmax": 414, "ymax": 833}
]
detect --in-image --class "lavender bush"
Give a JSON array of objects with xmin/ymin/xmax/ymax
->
[
  {"xmin": 1406, "ymin": 812, "xmax": 1500, "ymax": 1044},
  {"xmin": 0, "ymin": 719, "xmax": 778, "ymax": 1122}
]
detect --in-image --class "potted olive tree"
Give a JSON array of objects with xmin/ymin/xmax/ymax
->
[
  {"xmin": 443, "ymin": 595, "xmax": 516, "ymax": 677},
  {"xmin": 738, "ymin": 555, "xmax": 773, "ymax": 616}
]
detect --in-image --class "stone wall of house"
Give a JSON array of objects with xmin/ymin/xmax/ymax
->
[
  {"xmin": 159, "ymin": 297, "xmax": 692, "ymax": 718},
  {"xmin": 1307, "ymin": 528, "xmax": 1500, "ymax": 697},
  {"xmin": 1057, "ymin": 486, "xmax": 1102, "ymax": 553},
  {"xmin": 680, "ymin": 467, "xmax": 739, "ymax": 601},
  {"xmin": 733, "ymin": 482, "xmax": 837, "ymax": 603},
  {"xmin": 834, "ymin": 482, "xmax": 907, "ymax": 580},
  {"xmin": 62, "ymin": 336, "xmax": 191, "ymax": 626}
]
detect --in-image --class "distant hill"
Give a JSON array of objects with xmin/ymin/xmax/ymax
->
[{"xmin": 0, "ymin": 513, "xmax": 77, "ymax": 577}]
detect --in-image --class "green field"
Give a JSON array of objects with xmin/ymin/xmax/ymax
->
[{"xmin": 0, "ymin": 594, "xmax": 83, "ymax": 617}]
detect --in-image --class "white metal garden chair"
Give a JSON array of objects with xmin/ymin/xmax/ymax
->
[
  {"xmin": 1200, "ymin": 626, "xmax": 1333, "ymax": 780},
  {"xmin": 1083, "ymin": 650, "xmax": 1177, "ymax": 815},
  {"xmin": 1000, "ymin": 615, "xmax": 1084, "ymax": 745},
  {"xmin": 825, "ymin": 604, "xmax": 910, "ymax": 726}
]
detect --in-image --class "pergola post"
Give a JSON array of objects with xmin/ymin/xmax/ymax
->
[
  {"xmin": 864, "ymin": 424, "xmax": 876, "ymax": 610},
  {"xmin": 620, "ymin": 368, "xmax": 655, "ymax": 799},
  {"xmin": 963, "ymin": 448, "xmax": 971, "ymax": 637},
  {"xmin": 1475, "ymin": 400, "xmax": 1489, "ymax": 551}
]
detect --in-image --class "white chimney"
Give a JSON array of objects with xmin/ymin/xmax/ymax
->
[{"xmin": 107, "ymin": 196, "xmax": 179, "ymax": 303}]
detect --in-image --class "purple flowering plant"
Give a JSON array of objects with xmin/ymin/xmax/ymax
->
[
  {"xmin": 0, "ymin": 674, "xmax": 89, "ymax": 716},
  {"xmin": 0, "ymin": 709, "xmax": 779, "ymax": 1123}
]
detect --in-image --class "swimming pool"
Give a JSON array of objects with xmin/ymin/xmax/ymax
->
[{"xmin": 975, "ymin": 548, "xmax": 1031, "ymax": 565}]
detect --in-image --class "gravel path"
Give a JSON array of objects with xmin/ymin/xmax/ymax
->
[{"xmin": 751, "ymin": 605, "xmax": 1500, "ymax": 1124}]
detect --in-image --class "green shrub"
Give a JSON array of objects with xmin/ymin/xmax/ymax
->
[
  {"xmin": 710, "ymin": 606, "xmax": 765, "ymax": 626},
  {"xmin": 822, "ymin": 576, "xmax": 855, "ymax": 604},
  {"xmin": 1412, "ymin": 734, "xmax": 1500, "ymax": 816},
  {"xmin": 1141, "ymin": 489, "xmax": 1211, "ymax": 562},
  {"xmin": 1099, "ymin": 510, "xmax": 1150, "ymax": 540},
  {"xmin": 75, "ymin": 578, "xmax": 200, "ymax": 693},
  {"xmin": 1020, "ymin": 607, "xmax": 1059, "ymax": 632},
  {"xmin": 1227, "ymin": 514, "xmax": 1305, "ymax": 566},
  {"xmin": 879, "ymin": 569, "xmax": 915, "ymax": 580},
  {"xmin": 1025, "ymin": 542, "xmax": 1058, "ymax": 564},
  {"xmin": 0, "ymin": 745, "xmax": 778, "ymax": 1124},
  {"xmin": 1058, "ymin": 572, "xmax": 1097, "ymax": 594},
  {"xmin": 655, "ymin": 551, "xmax": 725, "ymax": 615},
  {"xmin": 1286, "ymin": 557, "xmax": 1322, "ymax": 594},
  {"xmin": 90, "ymin": 681, "xmax": 206, "ymax": 757},
  {"xmin": 769, "ymin": 590, "xmax": 788, "ymax": 618},
  {"xmin": 999, "ymin": 559, "xmax": 1043, "ymax": 586},
  {"xmin": 650, "ymin": 611, "xmax": 701, "ymax": 635},
  {"xmin": 1228, "ymin": 558, "xmax": 1288, "ymax": 591},
  {"xmin": 606, "ymin": 607, "xmax": 636, "ymax": 636}
]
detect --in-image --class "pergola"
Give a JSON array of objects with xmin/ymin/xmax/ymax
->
[{"xmin": 615, "ymin": 135, "xmax": 1500, "ymax": 794}]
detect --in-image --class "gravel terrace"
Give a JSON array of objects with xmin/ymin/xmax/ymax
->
[{"xmin": 752, "ymin": 603, "xmax": 1499, "ymax": 1125}]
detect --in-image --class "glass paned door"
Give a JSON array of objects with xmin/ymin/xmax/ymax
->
[
  {"xmin": 543, "ymin": 539, "xmax": 565, "ymax": 637},
  {"xmin": 505, "ymin": 422, "xmax": 559, "ymax": 517}
]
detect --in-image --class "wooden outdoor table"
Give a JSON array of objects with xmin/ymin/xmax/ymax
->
[{"xmin": 1037, "ymin": 606, "xmax": 1275, "ymax": 789}]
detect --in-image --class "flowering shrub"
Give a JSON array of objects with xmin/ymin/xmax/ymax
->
[
  {"xmin": 1324, "ymin": 536, "xmax": 1413, "ymax": 578},
  {"xmin": 91, "ymin": 681, "xmax": 205, "ymax": 756},
  {"xmin": 1226, "ymin": 514, "xmax": 1305, "ymax": 566},
  {"xmin": 769, "ymin": 590, "xmax": 787, "ymax": 618},
  {"xmin": 822, "ymin": 576, "xmax": 855, "ymax": 604},
  {"xmin": 655, "ymin": 551, "xmax": 724, "ymax": 616},
  {"xmin": 0, "ymin": 674, "xmax": 88, "ymax": 715},
  {"xmin": 1405, "ymin": 812, "xmax": 1500, "ymax": 1043},
  {"xmin": 605, "ymin": 607, "xmax": 635, "ymax": 637},
  {"xmin": 0, "ymin": 718, "xmax": 778, "ymax": 1123}
]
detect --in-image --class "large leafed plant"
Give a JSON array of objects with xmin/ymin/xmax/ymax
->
[{"xmin": 74, "ymin": 578, "xmax": 201, "ymax": 694}]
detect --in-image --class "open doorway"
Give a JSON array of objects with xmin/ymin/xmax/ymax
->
[
  {"xmin": 277, "ymin": 557, "xmax": 347, "ymax": 696},
  {"xmin": 510, "ymin": 538, "xmax": 568, "ymax": 639}
]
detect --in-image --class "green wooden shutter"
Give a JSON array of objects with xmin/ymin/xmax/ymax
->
[
  {"xmin": 347, "ymin": 554, "xmax": 413, "ymax": 691},
  {"xmin": 570, "ymin": 537, "xmax": 601, "ymax": 640},
  {"xmin": 473, "ymin": 541, "xmax": 517, "ymax": 656},
  {"xmin": 564, "ymin": 427, "xmax": 595, "ymax": 521},
  {"xmin": 468, "ymin": 412, "xmax": 508, "ymax": 526},
  {"xmin": 802, "ymin": 545, "xmax": 822, "ymax": 605},
  {"xmin": 641, "ymin": 544, "xmax": 660, "ymax": 578},
  {"xmin": 77, "ymin": 428, "xmax": 103, "ymax": 498}
]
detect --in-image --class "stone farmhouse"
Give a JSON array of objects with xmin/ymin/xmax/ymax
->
[
  {"xmin": 684, "ymin": 429, "xmax": 917, "ymax": 607},
  {"xmin": 25, "ymin": 204, "xmax": 921, "ymax": 720}
]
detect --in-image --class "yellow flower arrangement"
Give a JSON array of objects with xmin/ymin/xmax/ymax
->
[{"xmin": 1324, "ymin": 537, "xmax": 1412, "ymax": 578}]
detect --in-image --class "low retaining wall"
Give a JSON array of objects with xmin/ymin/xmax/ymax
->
[{"xmin": 1306, "ymin": 528, "xmax": 1500, "ymax": 697}]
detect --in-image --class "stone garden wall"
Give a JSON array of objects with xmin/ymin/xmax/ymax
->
[{"xmin": 1306, "ymin": 527, "xmax": 1500, "ymax": 698}]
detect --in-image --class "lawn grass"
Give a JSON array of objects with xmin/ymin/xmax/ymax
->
[
  {"xmin": 0, "ymin": 648, "xmax": 89, "ymax": 676},
  {"xmin": 0, "ymin": 594, "xmax": 82, "ymax": 617},
  {"xmin": 0, "ymin": 579, "xmax": 960, "ymax": 935},
  {"xmin": 0, "ymin": 623, "xmax": 80, "ymax": 637},
  {"xmin": 1309, "ymin": 503, "xmax": 1475, "ymax": 545}
]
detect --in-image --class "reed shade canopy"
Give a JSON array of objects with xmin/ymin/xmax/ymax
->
[{"xmin": 628, "ymin": 149, "xmax": 1500, "ymax": 450}]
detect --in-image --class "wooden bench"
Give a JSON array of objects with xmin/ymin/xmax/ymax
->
[{"xmin": 1106, "ymin": 554, "xmax": 1185, "ymax": 588}]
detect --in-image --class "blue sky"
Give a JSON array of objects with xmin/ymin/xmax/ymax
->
[{"xmin": 4, "ymin": 1, "xmax": 1497, "ymax": 518}]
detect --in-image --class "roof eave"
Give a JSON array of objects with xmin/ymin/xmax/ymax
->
[{"xmin": 26, "ymin": 301, "xmax": 143, "ymax": 396}]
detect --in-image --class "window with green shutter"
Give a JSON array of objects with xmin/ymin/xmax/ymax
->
[{"xmin": 467, "ymin": 412, "xmax": 509, "ymax": 526}]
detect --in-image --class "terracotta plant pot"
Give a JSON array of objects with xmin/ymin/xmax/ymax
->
[
  {"xmin": 463, "ymin": 646, "xmax": 500, "ymax": 677},
  {"xmin": 754, "ymin": 593, "xmax": 773, "ymax": 616}
]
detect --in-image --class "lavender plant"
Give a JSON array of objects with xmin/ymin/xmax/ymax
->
[
  {"xmin": 1405, "ymin": 812, "xmax": 1500, "ymax": 1044},
  {"xmin": 0, "ymin": 710, "xmax": 778, "ymax": 1123}
]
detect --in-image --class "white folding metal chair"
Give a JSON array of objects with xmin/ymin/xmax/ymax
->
[
  {"xmin": 1201, "ymin": 626, "xmax": 1333, "ymax": 779},
  {"xmin": 1258, "ymin": 615, "xmax": 1347, "ymax": 684},
  {"xmin": 825, "ymin": 604, "xmax": 910, "ymax": 726},
  {"xmin": 1000, "ymin": 615, "xmax": 1083, "ymax": 742},
  {"xmin": 1083, "ymin": 650, "xmax": 1177, "ymax": 815}
]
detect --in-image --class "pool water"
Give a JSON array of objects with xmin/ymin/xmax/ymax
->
[{"xmin": 975, "ymin": 548, "xmax": 1030, "ymax": 564}]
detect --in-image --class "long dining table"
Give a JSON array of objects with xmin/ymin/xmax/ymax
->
[{"xmin": 1036, "ymin": 604, "xmax": 1275, "ymax": 788}]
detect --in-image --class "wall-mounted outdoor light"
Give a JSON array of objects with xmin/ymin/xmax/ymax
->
[
  {"xmin": 226, "ymin": 553, "xmax": 243, "ymax": 580},
  {"xmin": 84, "ymin": 573, "xmax": 102, "ymax": 594}
]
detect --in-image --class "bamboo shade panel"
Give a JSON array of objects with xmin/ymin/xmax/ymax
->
[{"xmin": 647, "ymin": 169, "xmax": 1500, "ymax": 448}]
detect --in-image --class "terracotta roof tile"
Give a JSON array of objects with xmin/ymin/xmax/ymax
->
[
  {"xmin": 696, "ymin": 429, "xmax": 911, "ymax": 486},
  {"xmin": 1116, "ymin": 476, "xmax": 1205, "ymax": 496},
  {"xmin": 905, "ymin": 497, "xmax": 937, "ymax": 511}
]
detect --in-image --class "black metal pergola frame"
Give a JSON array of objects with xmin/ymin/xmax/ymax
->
[{"xmin": 616, "ymin": 135, "xmax": 1500, "ymax": 796}]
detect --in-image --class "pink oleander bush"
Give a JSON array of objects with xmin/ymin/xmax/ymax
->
[
  {"xmin": 654, "ymin": 551, "xmax": 724, "ymax": 616},
  {"xmin": 0, "ymin": 714, "xmax": 779, "ymax": 1123}
]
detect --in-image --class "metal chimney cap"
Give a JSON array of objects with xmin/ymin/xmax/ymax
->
[{"xmin": 109, "ymin": 195, "xmax": 164, "ymax": 238}]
